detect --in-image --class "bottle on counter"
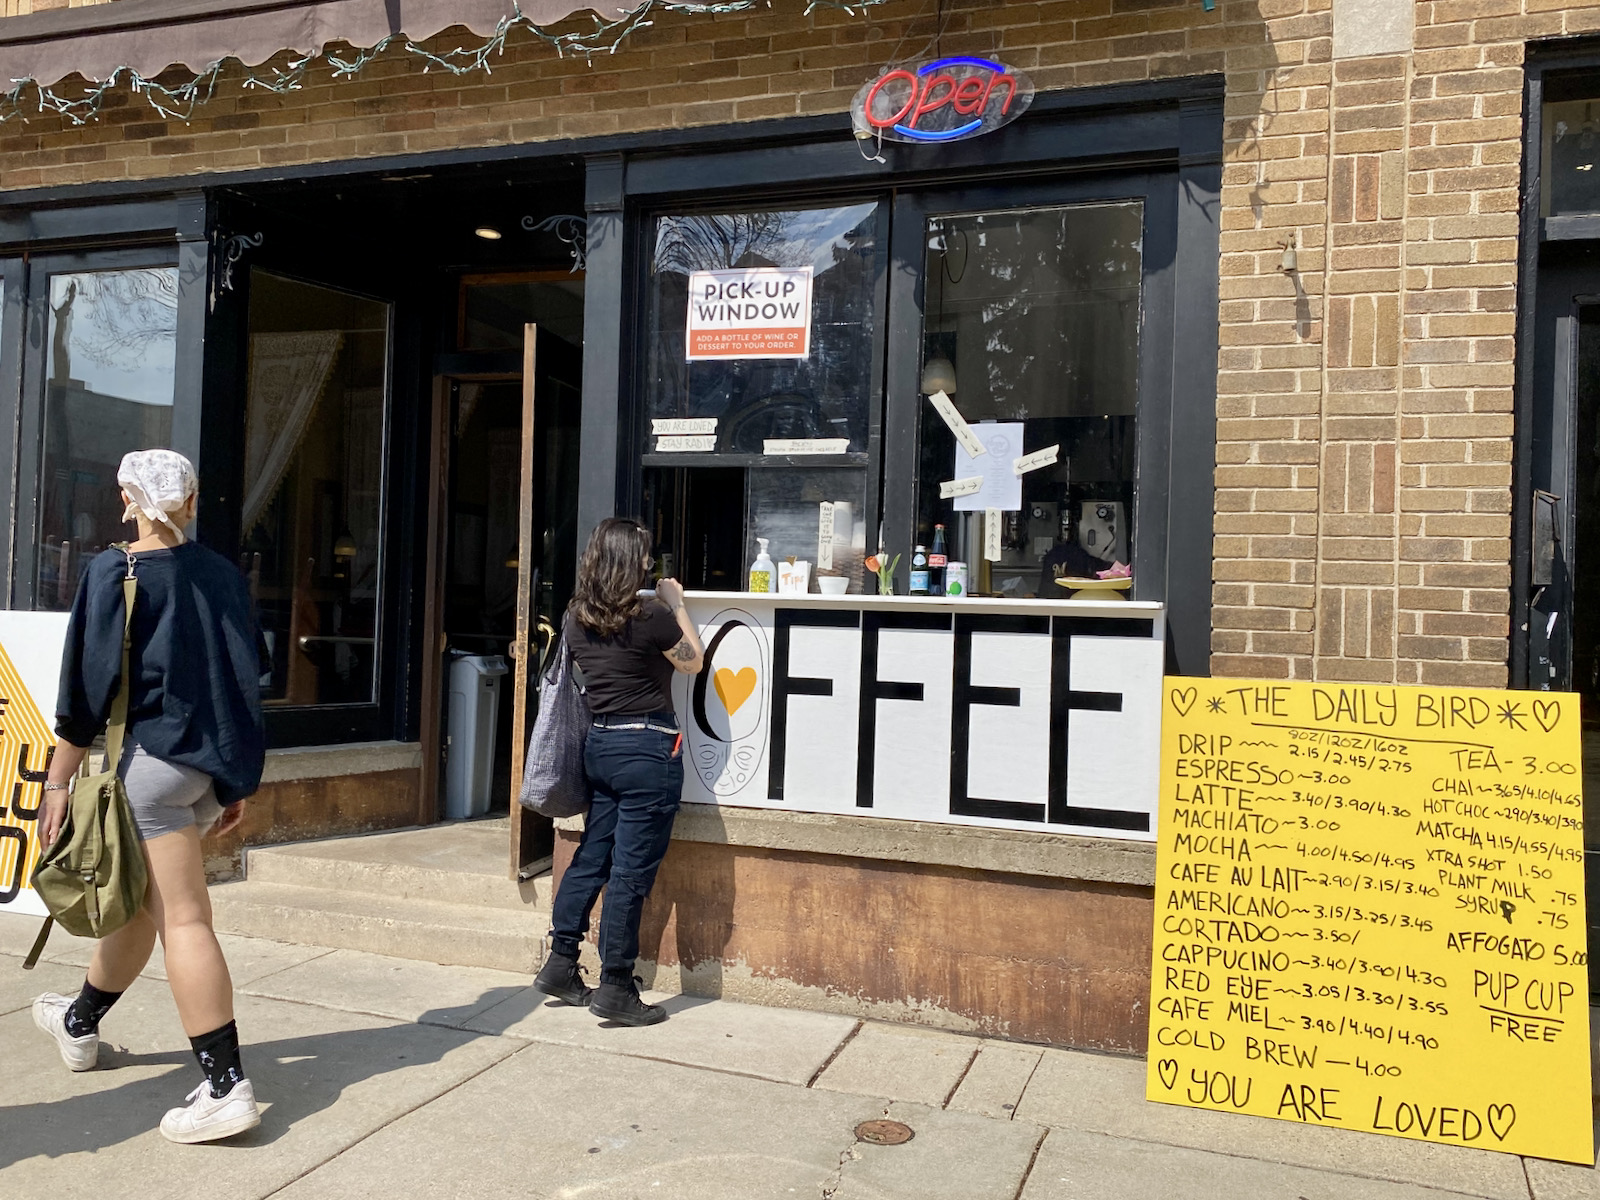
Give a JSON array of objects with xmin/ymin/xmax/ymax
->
[
  {"xmin": 749, "ymin": 537, "xmax": 775, "ymax": 594},
  {"xmin": 928, "ymin": 524, "xmax": 947, "ymax": 597},
  {"xmin": 909, "ymin": 544, "xmax": 930, "ymax": 595}
]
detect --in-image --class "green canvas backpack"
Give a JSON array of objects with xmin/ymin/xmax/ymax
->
[{"xmin": 23, "ymin": 558, "xmax": 149, "ymax": 970}]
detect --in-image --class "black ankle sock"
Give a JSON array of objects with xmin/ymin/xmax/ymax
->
[
  {"xmin": 64, "ymin": 981, "xmax": 122, "ymax": 1038},
  {"xmin": 190, "ymin": 1020, "xmax": 245, "ymax": 1099}
]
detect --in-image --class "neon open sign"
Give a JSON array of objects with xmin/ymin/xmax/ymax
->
[{"xmin": 851, "ymin": 57, "xmax": 1035, "ymax": 145}]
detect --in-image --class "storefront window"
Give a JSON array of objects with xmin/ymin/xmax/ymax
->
[
  {"xmin": 37, "ymin": 267, "xmax": 179, "ymax": 609},
  {"xmin": 644, "ymin": 202, "xmax": 881, "ymax": 592},
  {"xmin": 241, "ymin": 271, "xmax": 388, "ymax": 706},
  {"xmin": 913, "ymin": 202, "xmax": 1142, "ymax": 597}
]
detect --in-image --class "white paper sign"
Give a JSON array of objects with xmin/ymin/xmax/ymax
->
[
  {"xmin": 984, "ymin": 508, "xmax": 1003, "ymax": 562},
  {"xmin": 955, "ymin": 423, "xmax": 1023, "ymax": 512},
  {"xmin": 817, "ymin": 502, "xmax": 835, "ymax": 570},
  {"xmin": 939, "ymin": 476, "xmax": 984, "ymax": 499},
  {"xmin": 652, "ymin": 417, "xmax": 718, "ymax": 435},
  {"xmin": 927, "ymin": 391, "xmax": 987, "ymax": 458},
  {"xmin": 686, "ymin": 267, "xmax": 813, "ymax": 360},
  {"xmin": 1014, "ymin": 444, "xmax": 1059, "ymax": 476},
  {"xmin": 763, "ymin": 438, "xmax": 850, "ymax": 455},
  {"xmin": 655, "ymin": 435, "xmax": 719, "ymax": 453}
]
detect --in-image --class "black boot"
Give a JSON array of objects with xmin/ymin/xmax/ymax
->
[
  {"xmin": 532, "ymin": 952, "xmax": 594, "ymax": 1006},
  {"xmin": 589, "ymin": 975, "xmax": 666, "ymax": 1026}
]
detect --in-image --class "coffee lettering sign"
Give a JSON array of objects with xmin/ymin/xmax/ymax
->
[
  {"xmin": 1148, "ymin": 678, "xmax": 1592, "ymax": 1164},
  {"xmin": 851, "ymin": 57, "xmax": 1034, "ymax": 144},
  {"xmin": 0, "ymin": 613, "xmax": 71, "ymax": 917}
]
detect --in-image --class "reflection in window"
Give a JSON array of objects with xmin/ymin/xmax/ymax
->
[
  {"xmin": 242, "ymin": 272, "xmax": 388, "ymax": 706},
  {"xmin": 38, "ymin": 267, "xmax": 178, "ymax": 609},
  {"xmin": 1544, "ymin": 99, "xmax": 1600, "ymax": 218},
  {"xmin": 643, "ymin": 202, "xmax": 881, "ymax": 593},
  {"xmin": 647, "ymin": 203, "xmax": 879, "ymax": 453},
  {"xmin": 914, "ymin": 203, "xmax": 1142, "ymax": 597}
]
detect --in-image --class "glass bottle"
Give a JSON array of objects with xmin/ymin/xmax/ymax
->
[
  {"xmin": 909, "ymin": 544, "xmax": 930, "ymax": 595},
  {"xmin": 928, "ymin": 523, "xmax": 947, "ymax": 597}
]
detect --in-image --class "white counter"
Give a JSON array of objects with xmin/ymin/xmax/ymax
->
[{"xmin": 669, "ymin": 590, "xmax": 1164, "ymax": 843}]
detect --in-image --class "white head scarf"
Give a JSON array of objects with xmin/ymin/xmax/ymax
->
[{"xmin": 119, "ymin": 449, "xmax": 198, "ymax": 542}]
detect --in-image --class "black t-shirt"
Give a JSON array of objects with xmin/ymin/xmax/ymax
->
[{"xmin": 564, "ymin": 601, "xmax": 683, "ymax": 715}]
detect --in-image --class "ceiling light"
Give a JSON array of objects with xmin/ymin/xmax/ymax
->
[{"xmin": 474, "ymin": 226, "xmax": 502, "ymax": 240}]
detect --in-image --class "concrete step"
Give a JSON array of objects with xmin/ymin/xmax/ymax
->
[
  {"xmin": 209, "ymin": 879, "xmax": 548, "ymax": 973},
  {"xmin": 243, "ymin": 819, "xmax": 552, "ymax": 913}
]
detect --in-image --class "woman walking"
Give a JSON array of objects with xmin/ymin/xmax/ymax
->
[
  {"xmin": 532, "ymin": 517, "xmax": 704, "ymax": 1026},
  {"xmin": 32, "ymin": 449, "xmax": 268, "ymax": 1144}
]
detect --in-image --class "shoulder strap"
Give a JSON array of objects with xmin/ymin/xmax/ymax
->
[
  {"xmin": 105, "ymin": 558, "xmax": 137, "ymax": 770},
  {"xmin": 22, "ymin": 915, "xmax": 52, "ymax": 970}
]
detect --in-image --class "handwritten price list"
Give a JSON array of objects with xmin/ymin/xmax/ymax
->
[{"xmin": 1145, "ymin": 678, "xmax": 1592, "ymax": 1164}]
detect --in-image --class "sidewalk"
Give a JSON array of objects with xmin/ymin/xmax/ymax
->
[{"xmin": 2, "ymin": 911, "xmax": 1596, "ymax": 1200}]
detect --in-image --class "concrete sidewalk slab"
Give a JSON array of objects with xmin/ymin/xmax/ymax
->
[
  {"xmin": 1526, "ymin": 1148, "xmax": 1600, "ymax": 1199},
  {"xmin": 463, "ymin": 980, "xmax": 858, "ymax": 1085},
  {"xmin": 0, "ymin": 958, "xmax": 86, "ymax": 1017},
  {"xmin": 1013, "ymin": 1047, "xmax": 1532, "ymax": 1200},
  {"xmin": 270, "ymin": 1040, "xmax": 1039, "ymax": 1200},
  {"xmin": 831, "ymin": 1099, "xmax": 1045, "ymax": 1200},
  {"xmin": 0, "ymin": 984, "xmax": 519, "ymax": 1200},
  {"xmin": 814, "ymin": 1021, "xmax": 980, "ymax": 1106},
  {"xmin": 0, "ymin": 913, "xmax": 335, "ymax": 987},
  {"xmin": 947, "ymin": 1040, "xmax": 1044, "ymax": 1120},
  {"xmin": 1020, "ymin": 1128, "xmax": 1502, "ymax": 1200},
  {"xmin": 237, "ymin": 946, "xmax": 535, "ymax": 1027}
]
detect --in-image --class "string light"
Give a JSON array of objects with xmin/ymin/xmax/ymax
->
[{"xmin": 0, "ymin": 0, "xmax": 889, "ymax": 126}]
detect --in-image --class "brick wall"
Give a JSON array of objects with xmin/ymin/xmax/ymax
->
[{"xmin": 2, "ymin": 0, "xmax": 1594, "ymax": 685}]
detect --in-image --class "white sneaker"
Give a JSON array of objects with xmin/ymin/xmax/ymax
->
[
  {"xmin": 32, "ymin": 993, "xmax": 99, "ymax": 1071},
  {"xmin": 160, "ymin": 1078, "xmax": 261, "ymax": 1144}
]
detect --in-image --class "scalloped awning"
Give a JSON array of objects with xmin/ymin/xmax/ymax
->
[{"xmin": 0, "ymin": 0, "xmax": 593, "ymax": 90}]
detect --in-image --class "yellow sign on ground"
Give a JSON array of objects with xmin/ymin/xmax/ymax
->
[{"xmin": 1146, "ymin": 678, "xmax": 1592, "ymax": 1164}]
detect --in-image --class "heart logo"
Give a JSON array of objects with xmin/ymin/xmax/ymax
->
[
  {"xmin": 1487, "ymin": 1103, "xmax": 1516, "ymax": 1140},
  {"xmin": 1170, "ymin": 687, "xmax": 1197, "ymax": 717},
  {"xmin": 1533, "ymin": 699, "xmax": 1560, "ymax": 733},
  {"xmin": 1157, "ymin": 1059, "xmax": 1178, "ymax": 1090},
  {"xmin": 714, "ymin": 666, "xmax": 758, "ymax": 717}
]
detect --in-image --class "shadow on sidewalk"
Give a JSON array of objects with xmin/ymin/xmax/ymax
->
[{"xmin": 2, "ymin": 984, "xmax": 555, "ymax": 1167}]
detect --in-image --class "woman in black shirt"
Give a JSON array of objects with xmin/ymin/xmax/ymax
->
[
  {"xmin": 33, "ymin": 450, "xmax": 266, "ymax": 1145},
  {"xmin": 533, "ymin": 517, "xmax": 704, "ymax": 1025}
]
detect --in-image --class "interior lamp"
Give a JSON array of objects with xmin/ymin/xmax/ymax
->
[{"xmin": 920, "ymin": 355, "xmax": 958, "ymax": 396}]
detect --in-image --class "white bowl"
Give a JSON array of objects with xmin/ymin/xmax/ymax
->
[{"xmin": 817, "ymin": 576, "xmax": 850, "ymax": 595}]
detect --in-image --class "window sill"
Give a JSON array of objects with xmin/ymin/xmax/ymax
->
[{"xmin": 261, "ymin": 740, "xmax": 422, "ymax": 784}]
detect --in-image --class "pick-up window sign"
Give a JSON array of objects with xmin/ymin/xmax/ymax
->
[
  {"xmin": 686, "ymin": 267, "xmax": 813, "ymax": 360},
  {"xmin": 852, "ymin": 56, "xmax": 1034, "ymax": 145}
]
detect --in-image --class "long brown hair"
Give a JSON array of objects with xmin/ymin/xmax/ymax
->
[{"xmin": 569, "ymin": 517, "xmax": 653, "ymax": 636}]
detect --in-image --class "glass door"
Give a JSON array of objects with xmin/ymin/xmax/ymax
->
[
  {"xmin": 882, "ymin": 174, "xmax": 1177, "ymax": 600},
  {"xmin": 11, "ymin": 249, "xmax": 185, "ymax": 610}
]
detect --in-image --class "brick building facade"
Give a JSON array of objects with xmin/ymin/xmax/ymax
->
[{"xmin": 0, "ymin": 0, "xmax": 1593, "ymax": 1050}]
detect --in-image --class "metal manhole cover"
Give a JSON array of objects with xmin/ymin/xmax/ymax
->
[{"xmin": 855, "ymin": 1119, "xmax": 914, "ymax": 1145}]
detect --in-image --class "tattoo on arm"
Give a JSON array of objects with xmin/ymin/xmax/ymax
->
[{"xmin": 671, "ymin": 638, "xmax": 697, "ymax": 663}]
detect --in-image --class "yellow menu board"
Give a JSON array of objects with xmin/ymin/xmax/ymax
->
[{"xmin": 1146, "ymin": 678, "xmax": 1592, "ymax": 1164}]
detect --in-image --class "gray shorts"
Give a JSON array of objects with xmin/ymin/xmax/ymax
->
[{"xmin": 118, "ymin": 742, "xmax": 224, "ymax": 841}]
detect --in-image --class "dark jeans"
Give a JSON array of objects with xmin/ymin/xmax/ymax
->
[{"xmin": 548, "ymin": 712, "xmax": 683, "ymax": 981}]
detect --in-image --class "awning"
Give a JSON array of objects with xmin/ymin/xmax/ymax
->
[{"xmin": 0, "ymin": 0, "xmax": 602, "ymax": 91}]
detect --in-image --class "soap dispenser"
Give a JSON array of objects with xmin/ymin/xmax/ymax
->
[{"xmin": 748, "ymin": 538, "xmax": 775, "ymax": 594}]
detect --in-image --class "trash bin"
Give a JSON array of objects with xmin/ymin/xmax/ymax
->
[{"xmin": 444, "ymin": 653, "xmax": 509, "ymax": 820}]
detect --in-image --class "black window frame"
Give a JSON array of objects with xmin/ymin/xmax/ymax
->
[{"xmin": 603, "ymin": 77, "xmax": 1222, "ymax": 674}]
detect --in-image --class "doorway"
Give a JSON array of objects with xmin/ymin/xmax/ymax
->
[
  {"xmin": 431, "ymin": 276, "xmax": 582, "ymax": 877},
  {"xmin": 1524, "ymin": 246, "xmax": 1600, "ymax": 996}
]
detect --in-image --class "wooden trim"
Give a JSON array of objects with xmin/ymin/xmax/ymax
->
[
  {"xmin": 417, "ymin": 374, "xmax": 451, "ymax": 825},
  {"xmin": 455, "ymin": 269, "xmax": 585, "ymax": 352},
  {"xmin": 508, "ymin": 323, "xmax": 538, "ymax": 879}
]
